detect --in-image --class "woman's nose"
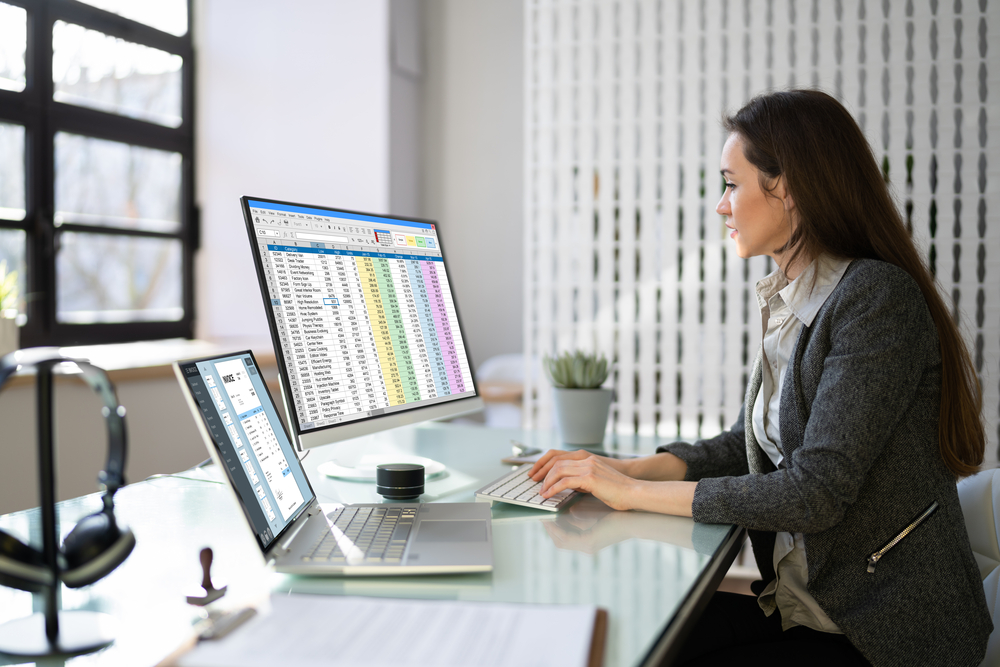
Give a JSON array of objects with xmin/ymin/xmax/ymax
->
[{"xmin": 716, "ymin": 193, "xmax": 729, "ymax": 216}]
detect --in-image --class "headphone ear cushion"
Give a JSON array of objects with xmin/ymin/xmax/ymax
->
[
  {"xmin": 61, "ymin": 511, "xmax": 135, "ymax": 589},
  {"xmin": 0, "ymin": 528, "xmax": 52, "ymax": 592}
]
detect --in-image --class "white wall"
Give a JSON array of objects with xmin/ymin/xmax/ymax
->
[
  {"xmin": 389, "ymin": 0, "xmax": 424, "ymax": 218},
  {"xmin": 0, "ymin": 377, "xmax": 206, "ymax": 514},
  {"xmin": 419, "ymin": 0, "xmax": 524, "ymax": 372},
  {"xmin": 195, "ymin": 0, "xmax": 391, "ymax": 341},
  {"xmin": 195, "ymin": 0, "xmax": 524, "ymax": 370}
]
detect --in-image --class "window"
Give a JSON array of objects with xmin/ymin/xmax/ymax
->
[{"xmin": 0, "ymin": 0, "xmax": 194, "ymax": 346}]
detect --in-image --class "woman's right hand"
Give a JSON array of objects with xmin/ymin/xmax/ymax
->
[
  {"xmin": 526, "ymin": 449, "xmax": 694, "ymax": 514},
  {"xmin": 529, "ymin": 449, "xmax": 688, "ymax": 484},
  {"xmin": 528, "ymin": 449, "xmax": 631, "ymax": 482}
]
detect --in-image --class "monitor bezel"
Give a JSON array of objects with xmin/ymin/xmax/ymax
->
[{"xmin": 240, "ymin": 195, "xmax": 484, "ymax": 451}]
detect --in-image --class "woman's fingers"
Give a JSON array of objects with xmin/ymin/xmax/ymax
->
[
  {"xmin": 541, "ymin": 457, "xmax": 603, "ymax": 494},
  {"xmin": 527, "ymin": 449, "xmax": 560, "ymax": 479},
  {"xmin": 528, "ymin": 449, "xmax": 593, "ymax": 480},
  {"xmin": 541, "ymin": 468, "xmax": 590, "ymax": 496},
  {"xmin": 539, "ymin": 456, "xmax": 636, "ymax": 511}
]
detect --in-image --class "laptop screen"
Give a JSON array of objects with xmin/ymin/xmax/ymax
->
[
  {"xmin": 241, "ymin": 197, "xmax": 478, "ymax": 438},
  {"xmin": 177, "ymin": 351, "xmax": 315, "ymax": 551}
]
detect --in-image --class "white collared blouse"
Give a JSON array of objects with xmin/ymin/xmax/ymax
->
[{"xmin": 751, "ymin": 254, "xmax": 852, "ymax": 633}]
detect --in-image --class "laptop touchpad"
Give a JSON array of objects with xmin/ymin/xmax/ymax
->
[{"xmin": 415, "ymin": 520, "xmax": 487, "ymax": 543}]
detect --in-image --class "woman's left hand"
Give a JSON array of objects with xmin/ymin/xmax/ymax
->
[{"xmin": 539, "ymin": 454, "xmax": 641, "ymax": 511}]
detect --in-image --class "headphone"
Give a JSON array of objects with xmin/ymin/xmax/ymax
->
[{"xmin": 0, "ymin": 348, "xmax": 135, "ymax": 592}]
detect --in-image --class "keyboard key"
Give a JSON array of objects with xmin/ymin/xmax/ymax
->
[
  {"xmin": 475, "ymin": 464, "xmax": 577, "ymax": 512},
  {"xmin": 306, "ymin": 505, "xmax": 424, "ymax": 566}
]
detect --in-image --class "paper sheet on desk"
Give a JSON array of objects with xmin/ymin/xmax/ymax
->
[{"xmin": 178, "ymin": 594, "xmax": 598, "ymax": 667}]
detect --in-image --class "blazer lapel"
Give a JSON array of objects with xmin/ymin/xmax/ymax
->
[
  {"xmin": 744, "ymin": 345, "xmax": 779, "ymax": 592},
  {"xmin": 744, "ymin": 346, "xmax": 771, "ymax": 475}
]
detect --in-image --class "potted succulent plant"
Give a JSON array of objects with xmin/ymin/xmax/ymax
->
[
  {"xmin": 0, "ymin": 261, "xmax": 19, "ymax": 357},
  {"xmin": 544, "ymin": 351, "xmax": 613, "ymax": 445}
]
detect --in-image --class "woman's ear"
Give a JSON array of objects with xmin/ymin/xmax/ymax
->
[{"xmin": 774, "ymin": 176, "xmax": 795, "ymax": 212}]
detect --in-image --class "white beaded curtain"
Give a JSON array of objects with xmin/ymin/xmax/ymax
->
[{"xmin": 524, "ymin": 0, "xmax": 1000, "ymax": 464}]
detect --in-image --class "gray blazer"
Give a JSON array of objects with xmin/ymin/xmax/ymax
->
[{"xmin": 660, "ymin": 259, "xmax": 992, "ymax": 667}]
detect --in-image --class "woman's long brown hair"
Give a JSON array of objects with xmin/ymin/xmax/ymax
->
[{"xmin": 725, "ymin": 89, "xmax": 985, "ymax": 478}]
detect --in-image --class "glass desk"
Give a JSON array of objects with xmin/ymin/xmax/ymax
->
[{"xmin": 0, "ymin": 423, "xmax": 743, "ymax": 667}]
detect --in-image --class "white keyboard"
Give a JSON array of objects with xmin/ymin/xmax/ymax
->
[{"xmin": 475, "ymin": 464, "xmax": 577, "ymax": 512}]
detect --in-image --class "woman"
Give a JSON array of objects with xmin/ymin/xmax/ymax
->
[{"xmin": 529, "ymin": 90, "xmax": 992, "ymax": 666}]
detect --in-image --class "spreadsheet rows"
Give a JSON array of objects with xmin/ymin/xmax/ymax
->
[{"xmin": 261, "ymin": 245, "xmax": 475, "ymax": 427}]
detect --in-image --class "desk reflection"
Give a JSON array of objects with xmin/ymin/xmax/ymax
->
[{"xmin": 543, "ymin": 495, "xmax": 724, "ymax": 557}]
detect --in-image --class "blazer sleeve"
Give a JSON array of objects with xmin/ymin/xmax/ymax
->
[
  {"xmin": 688, "ymin": 264, "xmax": 939, "ymax": 533},
  {"xmin": 656, "ymin": 405, "xmax": 751, "ymax": 480}
]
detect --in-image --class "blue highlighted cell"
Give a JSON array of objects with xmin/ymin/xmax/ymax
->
[
  {"xmin": 237, "ymin": 405, "xmax": 264, "ymax": 421},
  {"xmin": 282, "ymin": 467, "xmax": 291, "ymax": 477},
  {"xmin": 323, "ymin": 297, "xmax": 339, "ymax": 306}
]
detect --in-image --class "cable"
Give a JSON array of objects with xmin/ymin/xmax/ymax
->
[
  {"xmin": 144, "ymin": 473, "xmax": 224, "ymax": 484},
  {"xmin": 144, "ymin": 458, "xmax": 222, "ymax": 484}
]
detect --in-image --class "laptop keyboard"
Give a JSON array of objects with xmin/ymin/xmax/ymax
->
[
  {"xmin": 302, "ymin": 506, "xmax": 417, "ymax": 563},
  {"xmin": 475, "ymin": 464, "xmax": 577, "ymax": 512}
]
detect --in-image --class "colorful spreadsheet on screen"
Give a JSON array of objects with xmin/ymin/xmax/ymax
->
[{"xmin": 247, "ymin": 201, "xmax": 475, "ymax": 432}]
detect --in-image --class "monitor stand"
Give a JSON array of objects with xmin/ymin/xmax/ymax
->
[{"xmin": 311, "ymin": 429, "xmax": 447, "ymax": 481}]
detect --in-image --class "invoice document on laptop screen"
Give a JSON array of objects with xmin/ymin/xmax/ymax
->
[
  {"xmin": 213, "ymin": 358, "xmax": 305, "ymax": 521},
  {"xmin": 179, "ymin": 352, "xmax": 314, "ymax": 549}
]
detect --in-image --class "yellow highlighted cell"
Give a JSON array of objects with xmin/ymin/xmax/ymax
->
[{"xmin": 355, "ymin": 257, "xmax": 405, "ymax": 404}]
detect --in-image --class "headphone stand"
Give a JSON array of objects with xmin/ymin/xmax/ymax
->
[{"xmin": 0, "ymin": 362, "xmax": 115, "ymax": 657}]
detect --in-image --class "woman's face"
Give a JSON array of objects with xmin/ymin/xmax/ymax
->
[{"xmin": 716, "ymin": 134, "xmax": 795, "ymax": 267}]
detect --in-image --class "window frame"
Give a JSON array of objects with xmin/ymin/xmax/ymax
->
[{"xmin": 0, "ymin": 0, "xmax": 196, "ymax": 346}]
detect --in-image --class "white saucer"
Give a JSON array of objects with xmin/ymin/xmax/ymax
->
[{"xmin": 317, "ymin": 454, "xmax": 447, "ymax": 482}]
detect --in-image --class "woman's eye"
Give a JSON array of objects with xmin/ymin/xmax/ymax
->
[{"xmin": 725, "ymin": 182, "xmax": 736, "ymax": 190}]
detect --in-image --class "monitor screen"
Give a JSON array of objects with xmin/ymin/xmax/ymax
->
[
  {"xmin": 176, "ymin": 351, "xmax": 315, "ymax": 551},
  {"xmin": 241, "ymin": 197, "xmax": 483, "ymax": 448}
]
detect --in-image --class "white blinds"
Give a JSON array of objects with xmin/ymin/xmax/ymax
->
[{"xmin": 524, "ymin": 0, "xmax": 1000, "ymax": 463}]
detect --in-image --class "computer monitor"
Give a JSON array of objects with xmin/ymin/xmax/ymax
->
[{"xmin": 241, "ymin": 196, "xmax": 484, "ymax": 450}]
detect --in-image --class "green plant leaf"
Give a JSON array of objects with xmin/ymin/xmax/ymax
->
[
  {"xmin": 542, "ymin": 350, "xmax": 610, "ymax": 388},
  {"xmin": 0, "ymin": 261, "xmax": 17, "ymax": 312}
]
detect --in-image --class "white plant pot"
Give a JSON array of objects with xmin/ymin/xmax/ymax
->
[
  {"xmin": 552, "ymin": 387, "xmax": 613, "ymax": 445},
  {"xmin": 0, "ymin": 318, "xmax": 17, "ymax": 358}
]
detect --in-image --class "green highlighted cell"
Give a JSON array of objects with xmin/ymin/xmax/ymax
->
[{"xmin": 374, "ymin": 259, "xmax": 420, "ymax": 402}]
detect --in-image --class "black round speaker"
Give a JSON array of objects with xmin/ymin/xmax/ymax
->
[{"xmin": 375, "ymin": 464, "xmax": 425, "ymax": 500}]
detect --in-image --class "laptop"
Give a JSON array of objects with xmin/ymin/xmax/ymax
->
[{"xmin": 173, "ymin": 350, "xmax": 493, "ymax": 576}]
